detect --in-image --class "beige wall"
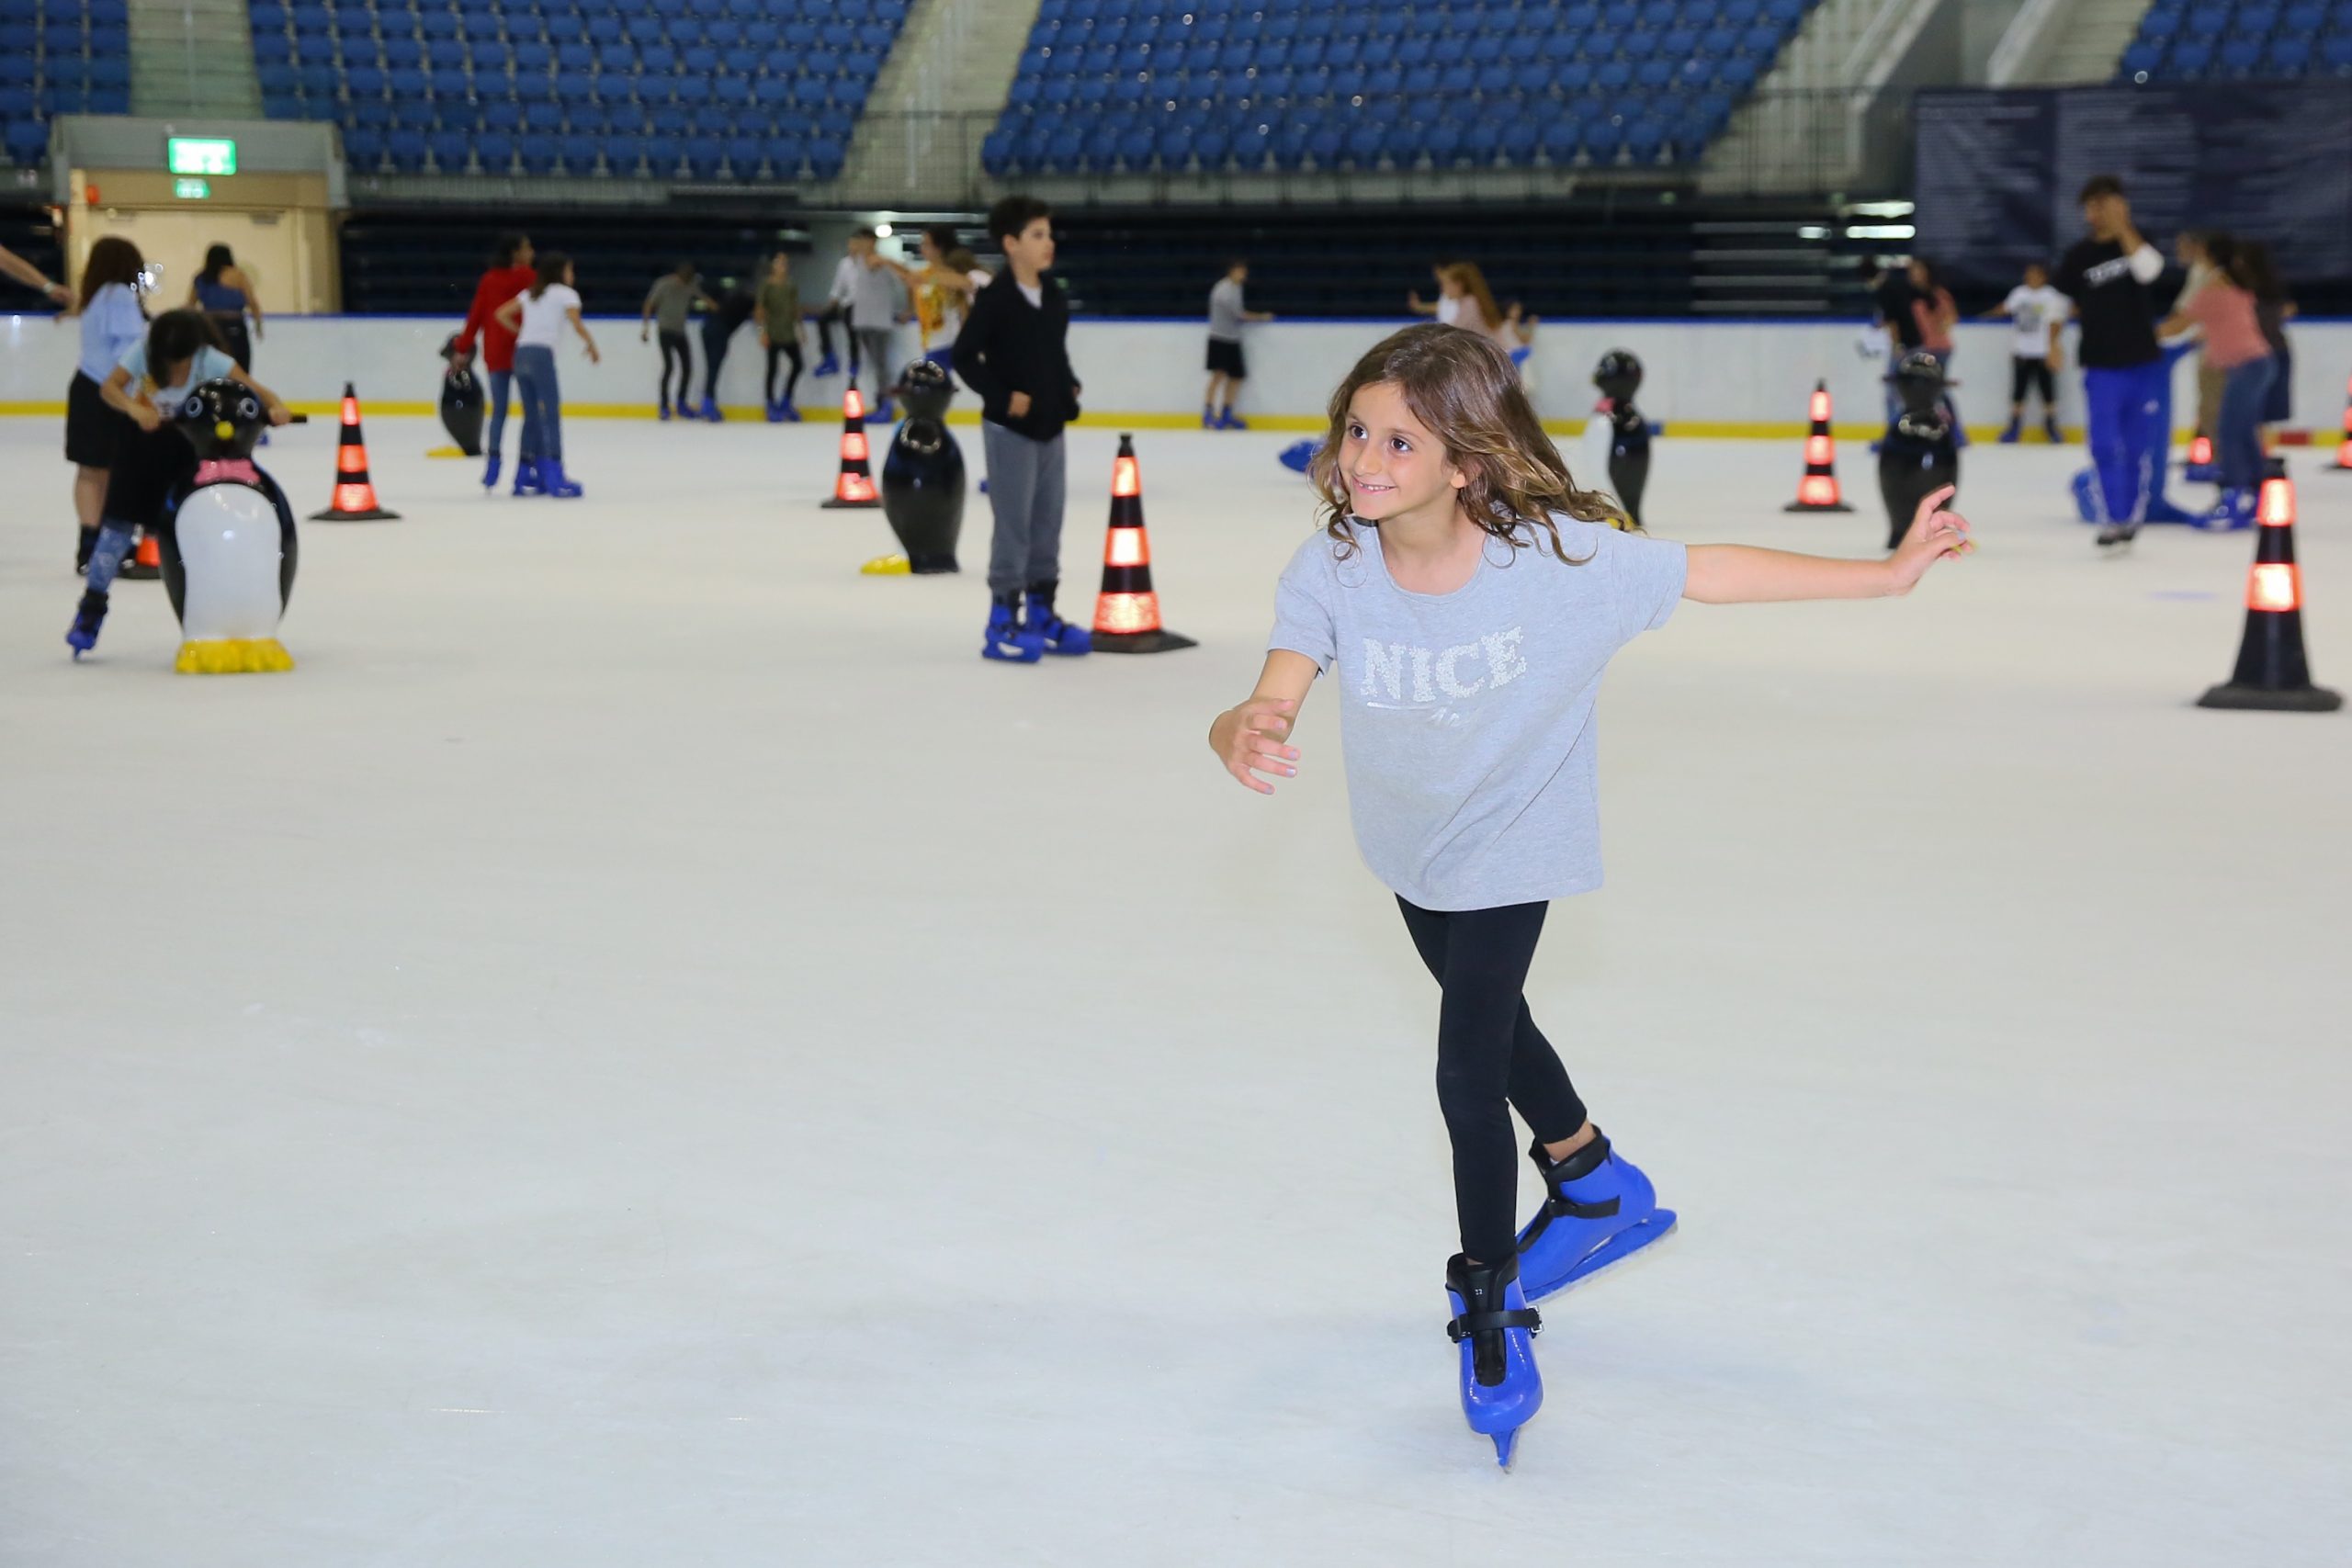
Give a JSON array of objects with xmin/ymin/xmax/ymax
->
[{"xmin": 64, "ymin": 170, "xmax": 338, "ymax": 313}]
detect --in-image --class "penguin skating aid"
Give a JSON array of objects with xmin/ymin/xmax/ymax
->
[{"xmin": 161, "ymin": 381, "xmax": 307, "ymax": 673}]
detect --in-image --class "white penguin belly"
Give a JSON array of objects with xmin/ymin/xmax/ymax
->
[{"xmin": 175, "ymin": 484, "xmax": 285, "ymax": 642}]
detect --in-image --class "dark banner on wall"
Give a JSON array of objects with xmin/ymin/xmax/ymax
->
[{"xmin": 1913, "ymin": 85, "xmax": 2352, "ymax": 291}]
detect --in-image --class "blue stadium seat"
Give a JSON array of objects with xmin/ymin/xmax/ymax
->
[
  {"xmin": 2218, "ymin": 37, "xmax": 2264, "ymax": 73},
  {"xmin": 516, "ymin": 130, "xmax": 557, "ymax": 172},
  {"xmin": 386, "ymin": 127, "xmax": 428, "ymax": 171},
  {"xmin": 808, "ymin": 136, "xmax": 845, "ymax": 179},
  {"xmin": 344, "ymin": 124, "xmax": 385, "ymax": 165},
  {"xmin": 2168, "ymin": 38, "xmax": 2215, "ymax": 74},
  {"xmin": 475, "ymin": 130, "xmax": 514, "ymax": 171},
  {"xmin": 643, "ymin": 132, "xmax": 682, "ymax": 174}
]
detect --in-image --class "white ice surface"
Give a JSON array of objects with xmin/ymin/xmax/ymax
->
[{"xmin": 3, "ymin": 415, "xmax": 2348, "ymax": 1566}]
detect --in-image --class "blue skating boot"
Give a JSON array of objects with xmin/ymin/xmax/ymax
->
[
  {"xmin": 2143, "ymin": 491, "xmax": 2199, "ymax": 525},
  {"xmin": 2070, "ymin": 468, "xmax": 2099, "ymax": 524},
  {"xmin": 2044, "ymin": 416, "xmax": 2064, "ymax": 445},
  {"xmin": 538, "ymin": 457, "xmax": 584, "ymax": 498},
  {"xmin": 872, "ymin": 398, "xmax": 895, "ymax": 424},
  {"xmin": 1277, "ymin": 438, "xmax": 1319, "ymax": 475},
  {"xmin": 2199, "ymin": 487, "xmax": 2256, "ymax": 531},
  {"xmin": 1218, "ymin": 409, "xmax": 1250, "ymax": 431},
  {"xmin": 699, "ymin": 396, "xmax": 722, "ymax": 423},
  {"xmin": 782, "ymin": 401, "xmax": 803, "ymax": 423},
  {"xmin": 483, "ymin": 452, "xmax": 503, "ymax": 491},
  {"xmin": 983, "ymin": 592, "xmax": 1045, "ymax": 663},
  {"xmin": 1023, "ymin": 581, "xmax": 1091, "ymax": 656},
  {"xmin": 1997, "ymin": 417, "xmax": 2021, "ymax": 445},
  {"xmin": 65, "ymin": 588, "xmax": 107, "ymax": 659},
  {"xmin": 766, "ymin": 400, "xmax": 786, "ymax": 423},
  {"xmin": 1445, "ymin": 1253, "xmax": 1543, "ymax": 1467},
  {"xmin": 660, "ymin": 400, "xmax": 673, "ymax": 421},
  {"xmin": 1515, "ymin": 1131, "xmax": 1677, "ymax": 1303},
  {"xmin": 513, "ymin": 457, "xmax": 543, "ymax": 496},
  {"xmin": 1202, "ymin": 402, "xmax": 1218, "ymax": 429},
  {"xmin": 814, "ymin": 353, "xmax": 840, "ymax": 378}
]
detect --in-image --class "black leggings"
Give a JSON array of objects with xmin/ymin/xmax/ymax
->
[
  {"xmin": 765, "ymin": 339, "xmax": 804, "ymax": 405},
  {"xmin": 1397, "ymin": 897, "xmax": 1588, "ymax": 1264},
  {"xmin": 2010, "ymin": 355, "xmax": 2055, "ymax": 410},
  {"xmin": 702, "ymin": 325, "xmax": 733, "ymax": 402},
  {"xmin": 658, "ymin": 329, "xmax": 692, "ymax": 409}
]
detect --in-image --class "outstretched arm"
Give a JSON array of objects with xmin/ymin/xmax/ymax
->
[
  {"xmin": 1208, "ymin": 650, "xmax": 1319, "ymax": 795},
  {"xmin": 1686, "ymin": 487, "xmax": 1972, "ymax": 603}
]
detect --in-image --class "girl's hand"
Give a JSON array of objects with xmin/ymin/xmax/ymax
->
[
  {"xmin": 127, "ymin": 400, "xmax": 163, "ymax": 433},
  {"xmin": 266, "ymin": 400, "xmax": 291, "ymax": 426},
  {"xmin": 584, "ymin": 340, "xmax": 602, "ymax": 365},
  {"xmin": 1209, "ymin": 697, "xmax": 1300, "ymax": 795},
  {"xmin": 1888, "ymin": 485, "xmax": 1973, "ymax": 594}
]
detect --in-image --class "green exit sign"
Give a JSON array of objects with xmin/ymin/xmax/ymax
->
[
  {"xmin": 166, "ymin": 137, "xmax": 236, "ymax": 176},
  {"xmin": 173, "ymin": 177, "xmax": 209, "ymax": 199}
]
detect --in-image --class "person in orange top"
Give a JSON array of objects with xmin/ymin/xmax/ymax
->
[{"xmin": 450, "ymin": 232, "xmax": 537, "ymax": 491}]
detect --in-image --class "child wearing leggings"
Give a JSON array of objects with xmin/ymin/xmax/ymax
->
[
  {"xmin": 67, "ymin": 310, "xmax": 289, "ymax": 657},
  {"xmin": 1206, "ymin": 323, "xmax": 1973, "ymax": 1464}
]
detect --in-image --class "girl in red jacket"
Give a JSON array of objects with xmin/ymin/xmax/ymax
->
[{"xmin": 451, "ymin": 233, "xmax": 537, "ymax": 492}]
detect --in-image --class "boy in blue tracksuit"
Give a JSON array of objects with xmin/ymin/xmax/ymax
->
[{"xmin": 2052, "ymin": 175, "xmax": 2174, "ymax": 547}]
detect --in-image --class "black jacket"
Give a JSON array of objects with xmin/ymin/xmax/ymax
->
[{"xmin": 957, "ymin": 268, "xmax": 1081, "ymax": 440}]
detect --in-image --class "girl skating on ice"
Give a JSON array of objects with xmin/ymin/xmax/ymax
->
[{"xmin": 1205, "ymin": 324, "xmax": 1972, "ymax": 1465}]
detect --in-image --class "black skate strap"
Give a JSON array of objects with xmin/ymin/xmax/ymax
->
[
  {"xmin": 1447, "ymin": 1307, "xmax": 1542, "ymax": 1342},
  {"xmin": 1542, "ymin": 1191, "xmax": 1621, "ymax": 1221}
]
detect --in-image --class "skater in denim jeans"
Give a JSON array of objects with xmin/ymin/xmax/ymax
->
[{"xmin": 496, "ymin": 252, "xmax": 601, "ymax": 500}]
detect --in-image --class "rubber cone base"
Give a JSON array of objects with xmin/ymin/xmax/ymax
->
[
  {"xmin": 1091, "ymin": 627, "xmax": 1198, "ymax": 654},
  {"xmin": 2196, "ymin": 682, "xmax": 2343, "ymax": 712},
  {"xmin": 821, "ymin": 495, "xmax": 882, "ymax": 510},
  {"xmin": 310, "ymin": 505, "xmax": 401, "ymax": 522},
  {"xmin": 1781, "ymin": 499, "xmax": 1854, "ymax": 513}
]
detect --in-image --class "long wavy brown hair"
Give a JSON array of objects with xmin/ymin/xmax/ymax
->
[{"xmin": 1311, "ymin": 323, "xmax": 1627, "ymax": 560}]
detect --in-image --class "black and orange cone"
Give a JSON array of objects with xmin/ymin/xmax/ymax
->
[
  {"xmin": 2329, "ymin": 373, "xmax": 2352, "ymax": 474},
  {"xmin": 2197, "ymin": 463, "xmax": 2341, "ymax": 712},
  {"xmin": 1783, "ymin": 379, "xmax": 1852, "ymax": 513},
  {"xmin": 2185, "ymin": 432, "xmax": 2215, "ymax": 473},
  {"xmin": 119, "ymin": 531, "xmax": 163, "ymax": 580},
  {"xmin": 1091, "ymin": 434, "xmax": 1195, "ymax": 654},
  {"xmin": 309, "ymin": 383, "xmax": 401, "ymax": 521},
  {"xmin": 820, "ymin": 387, "xmax": 880, "ymax": 508}
]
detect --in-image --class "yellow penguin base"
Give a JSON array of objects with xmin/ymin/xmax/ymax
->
[
  {"xmin": 425, "ymin": 445, "xmax": 466, "ymax": 459},
  {"xmin": 176, "ymin": 638, "xmax": 297, "ymax": 674},
  {"xmin": 860, "ymin": 554, "xmax": 911, "ymax": 576}
]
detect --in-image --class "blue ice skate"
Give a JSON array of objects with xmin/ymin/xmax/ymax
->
[
  {"xmin": 1514, "ymin": 1132, "xmax": 1677, "ymax": 1303},
  {"xmin": 1023, "ymin": 584, "xmax": 1091, "ymax": 656},
  {"xmin": 512, "ymin": 457, "xmax": 543, "ymax": 496},
  {"xmin": 1277, "ymin": 438, "xmax": 1319, "ymax": 475},
  {"xmin": 2198, "ymin": 488, "xmax": 2256, "ymax": 531},
  {"xmin": 982, "ymin": 595, "xmax": 1044, "ymax": 663},
  {"xmin": 65, "ymin": 588, "xmax": 107, "ymax": 659},
  {"xmin": 1218, "ymin": 410, "xmax": 1250, "ymax": 431},
  {"xmin": 1445, "ymin": 1253, "xmax": 1543, "ymax": 1467},
  {"xmin": 483, "ymin": 452, "xmax": 503, "ymax": 491}
]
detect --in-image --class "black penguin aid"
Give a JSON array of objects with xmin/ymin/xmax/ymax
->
[
  {"xmin": 1878, "ymin": 351, "xmax": 1961, "ymax": 553},
  {"xmin": 1577, "ymin": 350, "xmax": 1652, "ymax": 530},
  {"xmin": 162, "ymin": 378, "xmax": 308, "ymax": 673},
  {"xmin": 436, "ymin": 333, "xmax": 486, "ymax": 457},
  {"xmin": 865, "ymin": 358, "xmax": 967, "ymax": 576}
]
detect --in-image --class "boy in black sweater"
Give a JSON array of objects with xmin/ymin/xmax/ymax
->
[{"xmin": 957, "ymin": 195, "xmax": 1090, "ymax": 662}]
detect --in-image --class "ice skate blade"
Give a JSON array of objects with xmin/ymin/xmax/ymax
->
[
  {"xmin": 1525, "ymin": 1212, "xmax": 1678, "ymax": 1304},
  {"xmin": 1491, "ymin": 1428, "xmax": 1518, "ymax": 1468}
]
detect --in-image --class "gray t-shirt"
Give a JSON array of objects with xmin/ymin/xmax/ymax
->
[
  {"xmin": 1208, "ymin": 276, "xmax": 1246, "ymax": 341},
  {"xmin": 1268, "ymin": 516, "xmax": 1688, "ymax": 910},
  {"xmin": 646, "ymin": 274, "xmax": 698, "ymax": 334},
  {"xmin": 848, "ymin": 260, "xmax": 905, "ymax": 329}
]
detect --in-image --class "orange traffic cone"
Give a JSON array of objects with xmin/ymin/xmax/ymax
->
[
  {"xmin": 119, "ymin": 531, "xmax": 163, "ymax": 581},
  {"xmin": 820, "ymin": 387, "xmax": 880, "ymax": 507},
  {"xmin": 2329, "ymin": 374, "xmax": 2352, "ymax": 473},
  {"xmin": 1783, "ymin": 380, "xmax": 1852, "ymax": 513},
  {"xmin": 309, "ymin": 383, "xmax": 401, "ymax": 521},
  {"xmin": 1091, "ymin": 433, "xmax": 1195, "ymax": 654},
  {"xmin": 2197, "ymin": 464, "xmax": 2341, "ymax": 712},
  {"xmin": 2185, "ymin": 432, "xmax": 2215, "ymax": 476}
]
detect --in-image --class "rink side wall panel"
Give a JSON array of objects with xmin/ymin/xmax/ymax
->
[{"xmin": 6, "ymin": 314, "xmax": 2349, "ymax": 440}]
